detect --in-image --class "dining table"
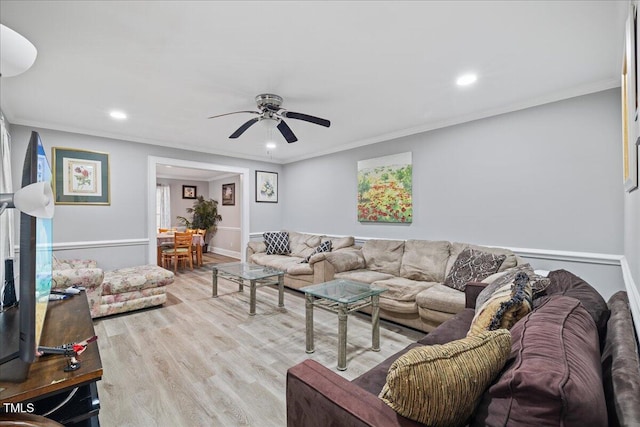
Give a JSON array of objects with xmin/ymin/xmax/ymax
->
[{"xmin": 157, "ymin": 232, "xmax": 205, "ymax": 267}]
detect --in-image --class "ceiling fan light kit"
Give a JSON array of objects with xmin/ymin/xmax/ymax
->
[{"xmin": 209, "ymin": 93, "xmax": 331, "ymax": 143}]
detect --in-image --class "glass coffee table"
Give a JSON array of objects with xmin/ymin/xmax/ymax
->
[
  {"xmin": 210, "ymin": 262, "xmax": 285, "ymax": 316},
  {"xmin": 301, "ymin": 279, "xmax": 387, "ymax": 371}
]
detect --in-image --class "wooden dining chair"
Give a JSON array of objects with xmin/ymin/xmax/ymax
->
[{"xmin": 162, "ymin": 232, "xmax": 193, "ymax": 272}]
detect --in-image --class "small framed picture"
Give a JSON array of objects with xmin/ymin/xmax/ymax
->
[
  {"xmin": 182, "ymin": 185, "xmax": 197, "ymax": 199},
  {"xmin": 222, "ymin": 183, "xmax": 235, "ymax": 206},
  {"xmin": 256, "ymin": 171, "xmax": 278, "ymax": 203}
]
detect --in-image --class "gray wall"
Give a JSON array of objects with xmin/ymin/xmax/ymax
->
[
  {"xmin": 283, "ymin": 90, "xmax": 622, "ymax": 252},
  {"xmin": 282, "ymin": 89, "xmax": 625, "ymax": 298},
  {"xmin": 9, "ymin": 125, "xmax": 283, "ymax": 270}
]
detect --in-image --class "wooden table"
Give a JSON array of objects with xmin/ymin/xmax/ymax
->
[
  {"xmin": 0, "ymin": 293, "xmax": 102, "ymax": 425},
  {"xmin": 156, "ymin": 233, "xmax": 205, "ymax": 267}
]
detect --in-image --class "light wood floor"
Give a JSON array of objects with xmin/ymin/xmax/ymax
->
[{"xmin": 93, "ymin": 253, "xmax": 424, "ymax": 426}]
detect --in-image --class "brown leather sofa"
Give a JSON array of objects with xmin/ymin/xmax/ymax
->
[{"xmin": 286, "ymin": 270, "xmax": 640, "ymax": 427}]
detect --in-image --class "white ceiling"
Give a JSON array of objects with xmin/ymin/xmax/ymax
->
[{"xmin": 0, "ymin": 1, "xmax": 628, "ymax": 165}]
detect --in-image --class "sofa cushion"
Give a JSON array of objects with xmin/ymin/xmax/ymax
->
[
  {"xmin": 372, "ymin": 277, "xmax": 435, "ymax": 302},
  {"xmin": 264, "ymin": 231, "xmax": 290, "ymax": 255},
  {"xmin": 302, "ymin": 240, "xmax": 332, "ymax": 263},
  {"xmin": 102, "ymin": 264, "xmax": 174, "ymax": 294},
  {"xmin": 288, "ymin": 231, "xmax": 322, "ymax": 258},
  {"xmin": 416, "ymin": 284, "xmax": 466, "ymax": 315},
  {"xmin": 250, "ymin": 253, "xmax": 304, "ymax": 272},
  {"xmin": 380, "ymin": 329, "xmax": 511, "ymax": 427},
  {"xmin": 324, "ymin": 236, "xmax": 355, "ymax": 250},
  {"xmin": 471, "ymin": 296, "xmax": 607, "ymax": 427},
  {"xmin": 481, "ymin": 263, "xmax": 550, "ymax": 298},
  {"xmin": 444, "ymin": 248, "xmax": 506, "ymax": 291},
  {"xmin": 362, "ymin": 240, "xmax": 405, "ymax": 276},
  {"xmin": 334, "ymin": 269, "xmax": 394, "ymax": 284},
  {"xmin": 399, "ymin": 240, "xmax": 451, "ymax": 282},
  {"xmin": 446, "ymin": 242, "xmax": 518, "ymax": 277},
  {"xmin": 543, "ymin": 269, "xmax": 610, "ymax": 348},
  {"xmin": 467, "ymin": 272, "xmax": 532, "ymax": 336}
]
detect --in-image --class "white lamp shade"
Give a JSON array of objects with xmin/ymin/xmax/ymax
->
[
  {"xmin": 0, "ymin": 24, "xmax": 37, "ymax": 77},
  {"xmin": 13, "ymin": 182, "xmax": 54, "ymax": 219}
]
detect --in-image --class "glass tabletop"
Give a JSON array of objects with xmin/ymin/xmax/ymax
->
[
  {"xmin": 211, "ymin": 262, "xmax": 284, "ymax": 280},
  {"xmin": 301, "ymin": 279, "xmax": 386, "ymax": 303}
]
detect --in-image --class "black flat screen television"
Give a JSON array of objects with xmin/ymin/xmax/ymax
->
[{"xmin": 0, "ymin": 131, "xmax": 53, "ymax": 382}]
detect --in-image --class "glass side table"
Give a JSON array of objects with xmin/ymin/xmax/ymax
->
[
  {"xmin": 209, "ymin": 262, "xmax": 285, "ymax": 316},
  {"xmin": 301, "ymin": 279, "xmax": 387, "ymax": 371}
]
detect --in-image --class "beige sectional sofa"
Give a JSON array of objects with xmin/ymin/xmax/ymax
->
[
  {"xmin": 246, "ymin": 231, "xmax": 358, "ymax": 289},
  {"xmin": 318, "ymin": 239, "xmax": 524, "ymax": 332},
  {"xmin": 247, "ymin": 232, "xmax": 524, "ymax": 332}
]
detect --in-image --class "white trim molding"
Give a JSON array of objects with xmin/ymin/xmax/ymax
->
[
  {"xmin": 507, "ymin": 246, "xmax": 623, "ymax": 266},
  {"xmin": 621, "ymin": 256, "xmax": 640, "ymax": 337},
  {"xmin": 15, "ymin": 238, "xmax": 149, "ymax": 252},
  {"xmin": 210, "ymin": 247, "xmax": 241, "ymax": 259}
]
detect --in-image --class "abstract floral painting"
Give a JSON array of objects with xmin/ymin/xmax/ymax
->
[{"xmin": 357, "ymin": 152, "xmax": 412, "ymax": 223}]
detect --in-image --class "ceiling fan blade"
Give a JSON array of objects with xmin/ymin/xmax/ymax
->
[
  {"xmin": 229, "ymin": 117, "xmax": 260, "ymax": 138},
  {"xmin": 282, "ymin": 111, "xmax": 331, "ymax": 127},
  {"xmin": 277, "ymin": 120, "xmax": 298, "ymax": 143},
  {"xmin": 208, "ymin": 110, "xmax": 259, "ymax": 119}
]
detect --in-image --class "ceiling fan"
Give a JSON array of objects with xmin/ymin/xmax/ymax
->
[{"xmin": 208, "ymin": 93, "xmax": 331, "ymax": 143}]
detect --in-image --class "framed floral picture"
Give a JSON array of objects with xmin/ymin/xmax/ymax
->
[
  {"xmin": 182, "ymin": 185, "xmax": 197, "ymax": 199},
  {"xmin": 52, "ymin": 147, "xmax": 110, "ymax": 205},
  {"xmin": 256, "ymin": 171, "xmax": 278, "ymax": 203}
]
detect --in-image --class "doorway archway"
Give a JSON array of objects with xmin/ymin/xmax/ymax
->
[{"xmin": 147, "ymin": 156, "xmax": 250, "ymax": 263}]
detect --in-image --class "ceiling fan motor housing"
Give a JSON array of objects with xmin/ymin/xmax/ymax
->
[{"xmin": 256, "ymin": 93, "xmax": 283, "ymax": 110}]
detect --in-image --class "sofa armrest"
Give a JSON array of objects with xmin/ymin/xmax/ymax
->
[
  {"xmin": 246, "ymin": 241, "xmax": 266, "ymax": 259},
  {"xmin": 320, "ymin": 250, "xmax": 365, "ymax": 273},
  {"xmin": 287, "ymin": 359, "xmax": 420, "ymax": 427},
  {"xmin": 465, "ymin": 282, "xmax": 487, "ymax": 309},
  {"xmin": 52, "ymin": 268, "xmax": 104, "ymax": 290},
  {"xmin": 67, "ymin": 259, "xmax": 98, "ymax": 269}
]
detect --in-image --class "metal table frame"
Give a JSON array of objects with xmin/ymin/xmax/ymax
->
[
  {"xmin": 302, "ymin": 280, "xmax": 386, "ymax": 371},
  {"xmin": 211, "ymin": 262, "xmax": 285, "ymax": 316}
]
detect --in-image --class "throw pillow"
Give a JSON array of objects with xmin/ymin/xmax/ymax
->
[
  {"xmin": 468, "ymin": 272, "xmax": 532, "ymax": 336},
  {"xmin": 444, "ymin": 248, "xmax": 506, "ymax": 291},
  {"xmin": 263, "ymin": 231, "xmax": 290, "ymax": 255},
  {"xmin": 471, "ymin": 296, "xmax": 607, "ymax": 427},
  {"xmin": 379, "ymin": 329, "xmax": 511, "ymax": 427},
  {"xmin": 301, "ymin": 240, "xmax": 332, "ymax": 263},
  {"xmin": 476, "ymin": 264, "xmax": 550, "ymax": 309}
]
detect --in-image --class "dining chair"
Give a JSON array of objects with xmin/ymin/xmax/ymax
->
[{"xmin": 162, "ymin": 232, "xmax": 193, "ymax": 272}]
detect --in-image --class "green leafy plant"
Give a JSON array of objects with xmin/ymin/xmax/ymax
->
[{"xmin": 176, "ymin": 195, "xmax": 222, "ymax": 242}]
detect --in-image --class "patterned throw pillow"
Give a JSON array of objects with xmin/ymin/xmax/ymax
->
[
  {"xmin": 468, "ymin": 272, "xmax": 533, "ymax": 336},
  {"xmin": 301, "ymin": 240, "xmax": 332, "ymax": 263},
  {"xmin": 379, "ymin": 329, "xmax": 511, "ymax": 427},
  {"xmin": 444, "ymin": 248, "xmax": 506, "ymax": 291},
  {"xmin": 478, "ymin": 264, "xmax": 550, "ymax": 307},
  {"xmin": 263, "ymin": 231, "xmax": 290, "ymax": 255}
]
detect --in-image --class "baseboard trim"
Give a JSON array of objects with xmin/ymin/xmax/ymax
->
[
  {"xmin": 211, "ymin": 247, "xmax": 241, "ymax": 259},
  {"xmin": 621, "ymin": 257, "xmax": 640, "ymax": 337}
]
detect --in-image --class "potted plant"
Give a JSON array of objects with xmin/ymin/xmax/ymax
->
[{"xmin": 176, "ymin": 195, "xmax": 222, "ymax": 252}]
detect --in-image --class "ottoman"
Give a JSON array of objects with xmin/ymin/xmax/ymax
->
[{"xmin": 90, "ymin": 264, "xmax": 175, "ymax": 318}]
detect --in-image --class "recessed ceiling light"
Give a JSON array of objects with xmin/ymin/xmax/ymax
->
[
  {"xmin": 456, "ymin": 73, "xmax": 477, "ymax": 86},
  {"xmin": 109, "ymin": 110, "xmax": 127, "ymax": 120},
  {"xmin": 266, "ymin": 142, "xmax": 277, "ymax": 149}
]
